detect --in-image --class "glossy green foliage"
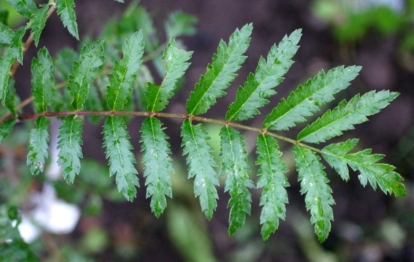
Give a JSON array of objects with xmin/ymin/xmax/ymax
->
[
  {"xmin": 146, "ymin": 38, "xmax": 192, "ymax": 112},
  {"xmin": 68, "ymin": 40, "xmax": 104, "ymax": 110},
  {"xmin": 56, "ymin": 0, "xmax": 79, "ymax": 39},
  {"xmin": 140, "ymin": 117, "xmax": 174, "ymax": 217},
  {"xmin": 31, "ymin": 48, "xmax": 54, "ymax": 113},
  {"xmin": 220, "ymin": 126, "xmax": 254, "ymax": 235},
  {"xmin": 186, "ymin": 24, "xmax": 252, "ymax": 115},
  {"xmin": 256, "ymin": 134, "xmax": 289, "ymax": 240},
  {"xmin": 57, "ymin": 115, "xmax": 83, "ymax": 183},
  {"xmin": 226, "ymin": 29, "xmax": 301, "ymax": 121},
  {"xmin": 106, "ymin": 31, "xmax": 145, "ymax": 111},
  {"xmin": 181, "ymin": 119, "xmax": 219, "ymax": 220},
  {"xmin": 263, "ymin": 66, "xmax": 361, "ymax": 130},
  {"xmin": 293, "ymin": 146, "xmax": 335, "ymax": 242},
  {"xmin": 0, "ymin": 1, "xmax": 406, "ymax": 245},
  {"xmin": 103, "ymin": 116, "xmax": 139, "ymax": 201},
  {"xmin": 27, "ymin": 116, "xmax": 49, "ymax": 175}
]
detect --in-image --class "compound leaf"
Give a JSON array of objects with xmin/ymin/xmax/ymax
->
[
  {"xmin": 0, "ymin": 118, "xmax": 16, "ymax": 143},
  {"xmin": 0, "ymin": 22, "xmax": 14, "ymax": 45},
  {"xmin": 293, "ymin": 145, "xmax": 335, "ymax": 242},
  {"xmin": 6, "ymin": 0, "xmax": 37, "ymax": 18},
  {"xmin": 103, "ymin": 116, "xmax": 139, "ymax": 201},
  {"xmin": 345, "ymin": 150, "xmax": 406, "ymax": 197},
  {"xmin": 106, "ymin": 31, "xmax": 144, "ymax": 111},
  {"xmin": 31, "ymin": 47, "xmax": 55, "ymax": 113},
  {"xmin": 226, "ymin": 29, "xmax": 301, "ymax": 121},
  {"xmin": 181, "ymin": 119, "xmax": 219, "ymax": 220},
  {"xmin": 140, "ymin": 117, "xmax": 174, "ymax": 217},
  {"xmin": 256, "ymin": 133, "xmax": 289, "ymax": 240},
  {"xmin": 68, "ymin": 40, "xmax": 105, "ymax": 110},
  {"xmin": 29, "ymin": 4, "xmax": 48, "ymax": 46},
  {"xmin": 298, "ymin": 91, "xmax": 399, "ymax": 143},
  {"xmin": 56, "ymin": 0, "xmax": 79, "ymax": 39},
  {"xmin": 264, "ymin": 66, "xmax": 361, "ymax": 130},
  {"xmin": 146, "ymin": 38, "xmax": 192, "ymax": 112},
  {"xmin": 322, "ymin": 138, "xmax": 359, "ymax": 181},
  {"xmin": 186, "ymin": 24, "xmax": 252, "ymax": 115},
  {"xmin": 27, "ymin": 116, "xmax": 49, "ymax": 176},
  {"xmin": 57, "ymin": 115, "xmax": 83, "ymax": 183},
  {"xmin": 220, "ymin": 126, "xmax": 254, "ymax": 235}
]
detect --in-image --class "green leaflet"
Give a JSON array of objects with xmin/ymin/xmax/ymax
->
[
  {"xmin": 322, "ymin": 138, "xmax": 359, "ymax": 181},
  {"xmin": 164, "ymin": 11, "xmax": 198, "ymax": 39},
  {"xmin": 9, "ymin": 26, "xmax": 25, "ymax": 64},
  {"xmin": 293, "ymin": 145, "xmax": 335, "ymax": 243},
  {"xmin": 186, "ymin": 24, "xmax": 252, "ymax": 115},
  {"xmin": 53, "ymin": 47, "xmax": 78, "ymax": 81},
  {"xmin": 29, "ymin": 4, "xmax": 48, "ymax": 46},
  {"xmin": 220, "ymin": 126, "xmax": 254, "ymax": 235},
  {"xmin": 6, "ymin": 0, "xmax": 37, "ymax": 18},
  {"xmin": 181, "ymin": 119, "xmax": 219, "ymax": 220},
  {"xmin": 31, "ymin": 47, "xmax": 55, "ymax": 113},
  {"xmin": 56, "ymin": 0, "xmax": 79, "ymax": 39},
  {"xmin": 226, "ymin": 29, "xmax": 301, "ymax": 121},
  {"xmin": 256, "ymin": 134, "xmax": 289, "ymax": 240},
  {"xmin": 298, "ymin": 90, "xmax": 399, "ymax": 143},
  {"xmin": 0, "ymin": 22, "xmax": 14, "ymax": 45},
  {"xmin": 4, "ymin": 78, "xmax": 19, "ymax": 116},
  {"xmin": 106, "ymin": 31, "xmax": 145, "ymax": 111},
  {"xmin": 68, "ymin": 40, "xmax": 105, "ymax": 110},
  {"xmin": 146, "ymin": 38, "xmax": 192, "ymax": 112},
  {"xmin": 27, "ymin": 116, "xmax": 49, "ymax": 176},
  {"xmin": 140, "ymin": 117, "xmax": 174, "ymax": 217},
  {"xmin": 0, "ymin": 50, "xmax": 15, "ymax": 102},
  {"xmin": 323, "ymin": 139, "xmax": 405, "ymax": 196},
  {"xmin": 0, "ymin": 118, "xmax": 16, "ymax": 143},
  {"xmin": 263, "ymin": 66, "xmax": 362, "ymax": 130},
  {"xmin": 103, "ymin": 116, "xmax": 139, "ymax": 201},
  {"xmin": 57, "ymin": 115, "xmax": 83, "ymax": 183}
]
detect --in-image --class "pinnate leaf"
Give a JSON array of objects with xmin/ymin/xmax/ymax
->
[
  {"xmin": 140, "ymin": 117, "xmax": 174, "ymax": 217},
  {"xmin": 6, "ymin": 0, "xmax": 37, "ymax": 18},
  {"xmin": 322, "ymin": 138, "xmax": 359, "ymax": 181},
  {"xmin": 0, "ymin": 118, "xmax": 16, "ymax": 143},
  {"xmin": 29, "ymin": 4, "xmax": 48, "ymax": 46},
  {"xmin": 27, "ymin": 116, "xmax": 49, "ymax": 176},
  {"xmin": 0, "ymin": 22, "xmax": 14, "ymax": 45},
  {"xmin": 298, "ymin": 91, "xmax": 399, "ymax": 143},
  {"xmin": 68, "ymin": 40, "xmax": 105, "ymax": 110},
  {"xmin": 31, "ymin": 47, "xmax": 55, "ymax": 113},
  {"xmin": 186, "ymin": 24, "xmax": 252, "ymax": 115},
  {"xmin": 220, "ymin": 126, "xmax": 254, "ymax": 235},
  {"xmin": 256, "ymin": 134, "xmax": 289, "ymax": 240},
  {"xmin": 57, "ymin": 115, "xmax": 83, "ymax": 183},
  {"xmin": 146, "ymin": 38, "xmax": 192, "ymax": 112},
  {"xmin": 264, "ymin": 66, "xmax": 361, "ymax": 130},
  {"xmin": 226, "ymin": 29, "xmax": 301, "ymax": 121},
  {"xmin": 106, "ymin": 31, "xmax": 145, "ymax": 111},
  {"xmin": 181, "ymin": 119, "xmax": 219, "ymax": 220},
  {"xmin": 293, "ymin": 145, "xmax": 335, "ymax": 242},
  {"xmin": 56, "ymin": 0, "xmax": 79, "ymax": 39},
  {"xmin": 103, "ymin": 116, "xmax": 139, "ymax": 201}
]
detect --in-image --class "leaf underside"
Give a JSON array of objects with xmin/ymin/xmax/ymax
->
[
  {"xmin": 181, "ymin": 119, "xmax": 219, "ymax": 220},
  {"xmin": 256, "ymin": 134, "xmax": 289, "ymax": 240},
  {"xmin": 140, "ymin": 117, "xmax": 174, "ymax": 217},
  {"xmin": 220, "ymin": 126, "xmax": 254, "ymax": 235},
  {"xmin": 293, "ymin": 145, "xmax": 335, "ymax": 243},
  {"xmin": 103, "ymin": 116, "xmax": 139, "ymax": 201}
]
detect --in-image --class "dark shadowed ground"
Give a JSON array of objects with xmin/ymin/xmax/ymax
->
[{"xmin": 13, "ymin": 0, "xmax": 414, "ymax": 261}]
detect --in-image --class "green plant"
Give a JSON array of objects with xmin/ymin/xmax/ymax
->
[{"xmin": 0, "ymin": 0, "xmax": 406, "ymax": 258}]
